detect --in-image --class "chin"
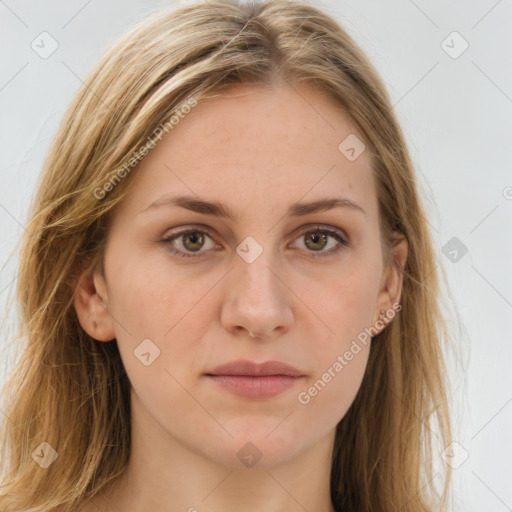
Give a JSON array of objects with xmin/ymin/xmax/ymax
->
[{"xmin": 196, "ymin": 421, "xmax": 311, "ymax": 470}]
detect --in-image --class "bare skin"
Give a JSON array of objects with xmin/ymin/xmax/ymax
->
[{"xmin": 75, "ymin": 81, "xmax": 407, "ymax": 512}]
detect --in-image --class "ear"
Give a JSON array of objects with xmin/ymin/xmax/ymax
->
[
  {"xmin": 372, "ymin": 232, "xmax": 408, "ymax": 334},
  {"xmin": 73, "ymin": 261, "xmax": 116, "ymax": 342}
]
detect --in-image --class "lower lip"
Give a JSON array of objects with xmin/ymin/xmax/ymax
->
[{"xmin": 206, "ymin": 375, "xmax": 304, "ymax": 399}]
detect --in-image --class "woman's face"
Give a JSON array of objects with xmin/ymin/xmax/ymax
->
[{"xmin": 76, "ymin": 82, "xmax": 405, "ymax": 469}]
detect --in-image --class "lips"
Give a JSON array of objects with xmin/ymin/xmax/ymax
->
[
  {"xmin": 205, "ymin": 360, "xmax": 306, "ymax": 399},
  {"xmin": 206, "ymin": 359, "xmax": 305, "ymax": 377}
]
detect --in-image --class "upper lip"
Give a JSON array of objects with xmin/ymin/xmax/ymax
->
[{"xmin": 206, "ymin": 359, "xmax": 305, "ymax": 377}]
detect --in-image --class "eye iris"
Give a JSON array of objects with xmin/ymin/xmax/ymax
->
[
  {"xmin": 305, "ymin": 231, "xmax": 327, "ymax": 251},
  {"xmin": 183, "ymin": 232, "xmax": 204, "ymax": 251}
]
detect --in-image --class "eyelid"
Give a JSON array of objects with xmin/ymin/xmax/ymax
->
[
  {"xmin": 161, "ymin": 223, "xmax": 350, "ymax": 259},
  {"xmin": 161, "ymin": 226, "xmax": 219, "ymax": 259},
  {"xmin": 288, "ymin": 224, "xmax": 349, "ymax": 259},
  {"xmin": 290, "ymin": 223, "xmax": 349, "ymax": 243}
]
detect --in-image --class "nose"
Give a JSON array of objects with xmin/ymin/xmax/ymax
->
[{"xmin": 220, "ymin": 250, "xmax": 294, "ymax": 341}]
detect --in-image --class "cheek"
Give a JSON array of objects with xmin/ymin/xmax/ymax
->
[
  {"xmin": 106, "ymin": 252, "xmax": 206, "ymax": 337},
  {"xmin": 306, "ymin": 258, "xmax": 381, "ymax": 343},
  {"xmin": 298, "ymin": 341, "xmax": 370, "ymax": 421},
  {"xmin": 294, "ymin": 257, "xmax": 378, "ymax": 414},
  {"xmin": 106, "ymin": 261, "xmax": 218, "ymax": 388}
]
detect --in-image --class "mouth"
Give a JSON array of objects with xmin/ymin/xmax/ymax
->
[
  {"xmin": 204, "ymin": 359, "xmax": 306, "ymax": 399},
  {"xmin": 205, "ymin": 374, "xmax": 305, "ymax": 399}
]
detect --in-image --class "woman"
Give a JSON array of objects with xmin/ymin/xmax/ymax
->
[{"xmin": 0, "ymin": 0, "xmax": 453, "ymax": 510}]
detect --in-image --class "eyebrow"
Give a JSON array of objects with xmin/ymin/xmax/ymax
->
[{"xmin": 139, "ymin": 194, "xmax": 366, "ymax": 219}]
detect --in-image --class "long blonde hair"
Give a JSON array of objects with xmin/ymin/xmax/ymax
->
[{"xmin": 0, "ymin": 1, "xmax": 453, "ymax": 510}]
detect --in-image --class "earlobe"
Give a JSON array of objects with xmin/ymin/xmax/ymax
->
[{"xmin": 72, "ymin": 264, "xmax": 116, "ymax": 342}]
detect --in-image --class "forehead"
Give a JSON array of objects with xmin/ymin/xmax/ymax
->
[{"xmin": 117, "ymin": 82, "xmax": 378, "ymax": 221}]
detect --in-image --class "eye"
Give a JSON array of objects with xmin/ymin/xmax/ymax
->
[
  {"xmin": 161, "ymin": 227, "xmax": 217, "ymax": 258},
  {"xmin": 291, "ymin": 225, "xmax": 349, "ymax": 259},
  {"xmin": 161, "ymin": 224, "xmax": 349, "ymax": 259}
]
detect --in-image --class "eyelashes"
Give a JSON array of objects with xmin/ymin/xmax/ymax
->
[
  {"xmin": 291, "ymin": 227, "xmax": 348, "ymax": 258},
  {"xmin": 161, "ymin": 225, "xmax": 349, "ymax": 260},
  {"xmin": 162, "ymin": 228, "xmax": 218, "ymax": 258}
]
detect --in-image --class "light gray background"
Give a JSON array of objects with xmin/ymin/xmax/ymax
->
[{"xmin": 1, "ymin": 1, "xmax": 511, "ymax": 510}]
